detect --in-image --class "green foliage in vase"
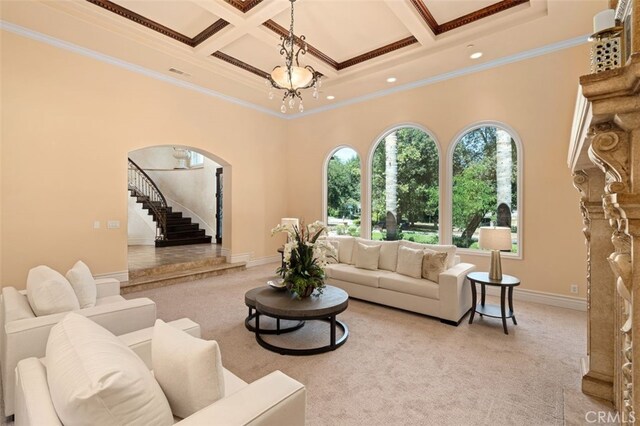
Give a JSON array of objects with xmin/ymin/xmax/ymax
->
[{"xmin": 272, "ymin": 221, "xmax": 336, "ymax": 299}]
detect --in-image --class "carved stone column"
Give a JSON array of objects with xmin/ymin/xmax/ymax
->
[
  {"xmin": 581, "ymin": 54, "xmax": 640, "ymax": 423},
  {"xmin": 573, "ymin": 168, "xmax": 616, "ymax": 401}
]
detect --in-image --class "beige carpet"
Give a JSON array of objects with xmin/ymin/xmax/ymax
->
[{"xmin": 122, "ymin": 262, "xmax": 590, "ymax": 426}]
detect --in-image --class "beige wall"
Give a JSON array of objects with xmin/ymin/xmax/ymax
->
[
  {"xmin": 0, "ymin": 31, "xmax": 288, "ymax": 288},
  {"xmin": 1, "ymin": 29, "xmax": 590, "ymax": 297},
  {"xmin": 287, "ymin": 45, "xmax": 589, "ymax": 297}
]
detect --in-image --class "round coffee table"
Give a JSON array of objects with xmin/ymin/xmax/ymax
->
[
  {"xmin": 244, "ymin": 287, "xmax": 304, "ymax": 334},
  {"xmin": 254, "ymin": 285, "xmax": 349, "ymax": 356}
]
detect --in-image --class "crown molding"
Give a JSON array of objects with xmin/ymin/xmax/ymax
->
[{"xmin": 1, "ymin": 20, "xmax": 589, "ymax": 121}]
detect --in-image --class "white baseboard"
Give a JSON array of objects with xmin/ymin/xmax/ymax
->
[
  {"xmin": 483, "ymin": 286, "xmax": 586, "ymax": 311},
  {"xmin": 228, "ymin": 252, "xmax": 280, "ymax": 268},
  {"xmin": 247, "ymin": 255, "xmax": 281, "ymax": 268},
  {"xmin": 127, "ymin": 238, "xmax": 155, "ymax": 246},
  {"xmin": 94, "ymin": 270, "xmax": 129, "ymax": 283}
]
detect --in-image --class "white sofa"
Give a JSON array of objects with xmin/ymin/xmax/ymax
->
[
  {"xmin": 1, "ymin": 278, "xmax": 157, "ymax": 417},
  {"xmin": 324, "ymin": 236, "xmax": 475, "ymax": 325},
  {"xmin": 14, "ymin": 318, "xmax": 307, "ymax": 426}
]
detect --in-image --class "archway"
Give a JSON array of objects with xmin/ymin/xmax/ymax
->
[{"xmin": 126, "ymin": 145, "xmax": 233, "ymax": 286}]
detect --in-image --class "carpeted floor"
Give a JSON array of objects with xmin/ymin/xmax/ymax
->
[{"xmin": 122, "ymin": 263, "xmax": 589, "ymax": 426}]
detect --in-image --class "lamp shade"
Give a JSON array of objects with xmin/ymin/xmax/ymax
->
[
  {"xmin": 280, "ymin": 218, "xmax": 299, "ymax": 229},
  {"xmin": 478, "ymin": 227, "xmax": 512, "ymax": 251},
  {"xmin": 271, "ymin": 66, "xmax": 313, "ymax": 90}
]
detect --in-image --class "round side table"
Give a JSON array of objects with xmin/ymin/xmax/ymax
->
[{"xmin": 467, "ymin": 271, "xmax": 520, "ymax": 335}]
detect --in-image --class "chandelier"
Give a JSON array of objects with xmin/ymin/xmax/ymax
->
[{"xmin": 266, "ymin": 0, "xmax": 321, "ymax": 114}]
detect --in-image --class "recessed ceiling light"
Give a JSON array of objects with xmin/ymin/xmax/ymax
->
[
  {"xmin": 386, "ymin": 77, "xmax": 397, "ymax": 83},
  {"xmin": 326, "ymin": 95, "xmax": 335, "ymax": 100},
  {"xmin": 470, "ymin": 52, "xmax": 483, "ymax": 59}
]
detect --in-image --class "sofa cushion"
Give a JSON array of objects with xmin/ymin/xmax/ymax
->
[
  {"xmin": 326, "ymin": 236, "xmax": 355, "ymax": 264},
  {"xmin": 354, "ymin": 243, "xmax": 380, "ymax": 271},
  {"xmin": 27, "ymin": 266, "xmax": 80, "ymax": 316},
  {"xmin": 46, "ymin": 313, "xmax": 173, "ymax": 426},
  {"xmin": 326, "ymin": 240, "xmax": 340, "ymax": 264},
  {"xmin": 399, "ymin": 241, "xmax": 457, "ymax": 269},
  {"xmin": 353, "ymin": 238, "xmax": 398, "ymax": 271},
  {"xmin": 1, "ymin": 287, "xmax": 35, "ymax": 322},
  {"xmin": 330, "ymin": 265, "xmax": 385, "ymax": 288},
  {"xmin": 66, "ymin": 260, "xmax": 97, "ymax": 309},
  {"xmin": 379, "ymin": 274, "xmax": 439, "ymax": 300},
  {"xmin": 95, "ymin": 295, "xmax": 126, "ymax": 306},
  {"xmin": 152, "ymin": 319, "xmax": 225, "ymax": 419},
  {"xmin": 422, "ymin": 249, "xmax": 448, "ymax": 283},
  {"xmin": 378, "ymin": 241, "xmax": 399, "ymax": 272},
  {"xmin": 396, "ymin": 246, "xmax": 424, "ymax": 279}
]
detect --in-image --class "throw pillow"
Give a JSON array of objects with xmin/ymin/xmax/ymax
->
[
  {"xmin": 46, "ymin": 313, "xmax": 173, "ymax": 426},
  {"xmin": 27, "ymin": 265, "xmax": 79, "ymax": 316},
  {"xmin": 152, "ymin": 319, "xmax": 226, "ymax": 419},
  {"xmin": 66, "ymin": 260, "xmax": 97, "ymax": 308},
  {"xmin": 354, "ymin": 243, "xmax": 381, "ymax": 271},
  {"xmin": 326, "ymin": 240, "xmax": 340, "ymax": 264},
  {"xmin": 422, "ymin": 249, "xmax": 448, "ymax": 283},
  {"xmin": 396, "ymin": 246, "xmax": 424, "ymax": 279}
]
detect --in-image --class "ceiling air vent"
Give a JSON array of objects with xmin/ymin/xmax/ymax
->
[{"xmin": 168, "ymin": 67, "xmax": 191, "ymax": 77}]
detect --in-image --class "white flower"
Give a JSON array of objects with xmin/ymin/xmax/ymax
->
[{"xmin": 283, "ymin": 241, "xmax": 296, "ymax": 264}]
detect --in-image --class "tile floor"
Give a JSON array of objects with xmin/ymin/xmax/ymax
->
[{"xmin": 127, "ymin": 244, "xmax": 223, "ymax": 271}]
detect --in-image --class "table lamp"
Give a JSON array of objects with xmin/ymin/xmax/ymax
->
[
  {"xmin": 280, "ymin": 218, "xmax": 299, "ymax": 242},
  {"xmin": 478, "ymin": 226, "xmax": 512, "ymax": 281}
]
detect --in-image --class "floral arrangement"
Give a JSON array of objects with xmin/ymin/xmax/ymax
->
[{"xmin": 271, "ymin": 220, "xmax": 337, "ymax": 298}]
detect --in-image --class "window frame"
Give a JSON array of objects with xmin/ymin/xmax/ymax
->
[
  {"xmin": 364, "ymin": 123, "xmax": 443, "ymax": 241},
  {"xmin": 322, "ymin": 145, "xmax": 362, "ymax": 232},
  {"xmin": 445, "ymin": 121, "xmax": 524, "ymax": 260}
]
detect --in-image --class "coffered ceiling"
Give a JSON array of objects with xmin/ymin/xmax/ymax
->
[{"xmin": 1, "ymin": 0, "xmax": 607, "ymax": 116}]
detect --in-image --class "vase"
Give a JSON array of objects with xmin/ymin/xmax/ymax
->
[{"xmin": 285, "ymin": 281, "xmax": 315, "ymax": 298}]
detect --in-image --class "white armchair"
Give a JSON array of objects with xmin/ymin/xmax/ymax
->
[
  {"xmin": 15, "ymin": 318, "xmax": 307, "ymax": 426},
  {"xmin": 1, "ymin": 278, "xmax": 157, "ymax": 417}
]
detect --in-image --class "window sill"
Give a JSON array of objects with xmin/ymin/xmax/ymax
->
[{"xmin": 455, "ymin": 248, "xmax": 523, "ymax": 261}]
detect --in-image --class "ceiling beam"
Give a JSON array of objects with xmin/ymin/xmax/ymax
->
[
  {"xmin": 193, "ymin": 0, "xmax": 291, "ymax": 56},
  {"xmin": 383, "ymin": 0, "xmax": 435, "ymax": 47}
]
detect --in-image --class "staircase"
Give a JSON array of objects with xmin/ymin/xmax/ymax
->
[{"xmin": 128, "ymin": 159, "xmax": 212, "ymax": 247}]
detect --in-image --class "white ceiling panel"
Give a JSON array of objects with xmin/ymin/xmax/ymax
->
[
  {"xmin": 112, "ymin": 0, "xmax": 221, "ymax": 38},
  {"xmin": 270, "ymin": 0, "xmax": 412, "ymax": 63}
]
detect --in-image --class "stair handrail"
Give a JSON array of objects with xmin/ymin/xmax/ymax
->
[{"xmin": 127, "ymin": 158, "xmax": 168, "ymax": 241}]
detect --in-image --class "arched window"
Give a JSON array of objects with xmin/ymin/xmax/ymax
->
[
  {"xmin": 450, "ymin": 124, "xmax": 521, "ymax": 254},
  {"xmin": 325, "ymin": 147, "xmax": 361, "ymax": 236},
  {"xmin": 370, "ymin": 126, "xmax": 440, "ymax": 242}
]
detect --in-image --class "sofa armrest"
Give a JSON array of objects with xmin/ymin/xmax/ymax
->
[
  {"xmin": 176, "ymin": 371, "xmax": 306, "ymax": 426},
  {"xmin": 438, "ymin": 262, "xmax": 476, "ymax": 323},
  {"xmin": 95, "ymin": 278, "xmax": 120, "ymax": 298},
  {"xmin": 117, "ymin": 318, "xmax": 201, "ymax": 369},
  {"xmin": 2, "ymin": 297, "xmax": 156, "ymax": 416},
  {"xmin": 15, "ymin": 357, "xmax": 62, "ymax": 426}
]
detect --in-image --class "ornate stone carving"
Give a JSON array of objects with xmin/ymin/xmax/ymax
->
[
  {"xmin": 573, "ymin": 171, "xmax": 591, "ymax": 242},
  {"xmin": 588, "ymin": 123, "xmax": 630, "ymax": 194}
]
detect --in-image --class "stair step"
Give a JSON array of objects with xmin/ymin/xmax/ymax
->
[
  {"xmin": 122, "ymin": 262, "xmax": 246, "ymax": 294},
  {"xmin": 128, "ymin": 255, "xmax": 227, "ymax": 279},
  {"xmin": 166, "ymin": 223, "xmax": 199, "ymax": 232},
  {"xmin": 166, "ymin": 212, "xmax": 183, "ymax": 219},
  {"xmin": 166, "ymin": 229, "xmax": 206, "ymax": 239},
  {"xmin": 156, "ymin": 236, "xmax": 212, "ymax": 247},
  {"xmin": 165, "ymin": 217, "xmax": 191, "ymax": 225}
]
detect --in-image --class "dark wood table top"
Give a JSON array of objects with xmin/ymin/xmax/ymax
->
[
  {"xmin": 255, "ymin": 285, "xmax": 348, "ymax": 319},
  {"xmin": 467, "ymin": 272, "xmax": 520, "ymax": 286}
]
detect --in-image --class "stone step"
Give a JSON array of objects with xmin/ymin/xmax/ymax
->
[
  {"xmin": 128, "ymin": 256, "xmax": 227, "ymax": 279},
  {"xmin": 122, "ymin": 262, "xmax": 246, "ymax": 294}
]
